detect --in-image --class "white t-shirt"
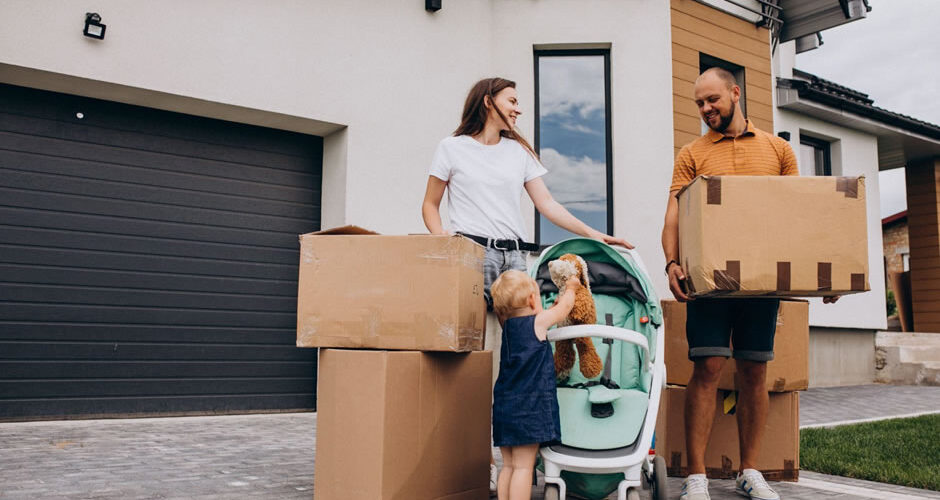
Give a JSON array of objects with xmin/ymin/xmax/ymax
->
[{"xmin": 429, "ymin": 135, "xmax": 548, "ymax": 240}]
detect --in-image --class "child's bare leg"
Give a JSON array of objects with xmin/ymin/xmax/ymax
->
[
  {"xmin": 497, "ymin": 446, "xmax": 514, "ymax": 499},
  {"xmin": 508, "ymin": 444, "xmax": 538, "ymax": 500}
]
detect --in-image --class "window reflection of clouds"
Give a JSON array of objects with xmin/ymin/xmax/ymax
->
[
  {"xmin": 538, "ymin": 54, "xmax": 609, "ymax": 244},
  {"xmin": 539, "ymin": 57, "xmax": 605, "ymax": 119}
]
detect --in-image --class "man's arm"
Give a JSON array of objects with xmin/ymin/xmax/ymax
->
[{"xmin": 662, "ymin": 191, "xmax": 691, "ymax": 302}]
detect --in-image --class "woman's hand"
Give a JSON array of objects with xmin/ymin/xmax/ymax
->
[{"xmin": 595, "ymin": 233, "xmax": 634, "ymax": 249}]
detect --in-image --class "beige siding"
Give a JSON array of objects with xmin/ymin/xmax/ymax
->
[
  {"xmin": 906, "ymin": 159, "xmax": 940, "ymax": 331},
  {"xmin": 671, "ymin": 0, "xmax": 774, "ymax": 155}
]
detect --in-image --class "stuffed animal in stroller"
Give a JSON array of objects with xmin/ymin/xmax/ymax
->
[{"xmin": 548, "ymin": 253, "xmax": 603, "ymax": 380}]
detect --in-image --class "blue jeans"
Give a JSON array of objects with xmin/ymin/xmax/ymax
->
[{"xmin": 483, "ymin": 247, "xmax": 527, "ymax": 311}]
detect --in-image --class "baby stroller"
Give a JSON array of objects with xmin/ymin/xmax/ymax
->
[{"xmin": 530, "ymin": 238, "xmax": 667, "ymax": 500}]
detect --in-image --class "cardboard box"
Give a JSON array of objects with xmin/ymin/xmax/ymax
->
[
  {"xmin": 677, "ymin": 175, "xmax": 869, "ymax": 297},
  {"xmin": 296, "ymin": 226, "xmax": 485, "ymax": 351},
  {"xmin": 662, "ymin": 299, "xmax": 809, "ymax": 392},
  {"xmin": 315, "ymin": 349, "xmax": 492, "ymax": 500},
  {"xmin": 655, "ymin": 386, "xmax": 799, "ymax": 481}
]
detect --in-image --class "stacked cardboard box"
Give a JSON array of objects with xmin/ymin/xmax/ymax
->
[
  {"xmin": 657, "ymin": 175, "xmax": 871, "ymax": 481},
  {"xmin": 297, "ymin": 226, "xmax": 492, "ymax": 499},
  {"xmin": 657, "ymin": 299, "xmax": 807, "ymax": 481},
  {"xmin": 676, "ymin": 175, "xmax": 870, "ymax": 298}
]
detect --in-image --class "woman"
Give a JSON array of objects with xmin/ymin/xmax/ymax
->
[
  {"xmin": 421, "ymin": 77, "xmax": 632, "ymax": 492},
  {"xmin": 423, "ymin": 77, "xmax": 631, "ymax": 298}
]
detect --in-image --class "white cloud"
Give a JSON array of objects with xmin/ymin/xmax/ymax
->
[
  {"xmin": 796, "ymin": 0, "xmax": 940, "ymax": 125},
  {"xmin": 560, "ymin": 122, "xmax": 602, "ymax": 135},
  {"xmin": 539, "ymin": 56, "xmax": 606, "ymax": 119},
  {"xmin": 540, "ymin": 148, "xmax": 607, "ymax": 212}
]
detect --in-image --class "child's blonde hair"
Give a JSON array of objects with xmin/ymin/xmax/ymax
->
[{"xmin": 491, "ymin": 270, "xmax": 538, "ymax": 319}]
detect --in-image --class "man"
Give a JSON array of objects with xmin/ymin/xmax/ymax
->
[{"xmin": 662, "ymin": 67, "xmax": 837, "ymax": 500}]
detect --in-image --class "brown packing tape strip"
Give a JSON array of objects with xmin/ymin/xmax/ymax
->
[
  {"xmin": 684, "ymin": 258, "xmax": 697, "ymax": 294},
  {"xmin": 671, "ymin": 452, "xmax": 682, "ymax": 470},
  {"xmin": 707, "ymin": 176, "xmax": 722, "ymax": 205},
  {"xmin": 721, "ymin": 456, "xmax": 733, "ymax": 476},
  {"xmin": 817, "ymin": 262, "xmax": 832, "ymax": 291},
  {"xmin": 836, "ymin": 177, "xmax": 859, "ymax": 198},
  {"xmin": 777, "ymin": 261, "xmax": 791, "ymax": 291},
  {"xmin": 851, "ymin": 273, "xmax": 866, "ymax": 291},
  {"xmin": 713, "ymin": 261, "xmax": 740, "ymax": 291}
]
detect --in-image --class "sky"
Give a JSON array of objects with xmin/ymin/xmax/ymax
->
[
  {"xmin": 537, "ymin": 55, "xmax": 610, "ymax": 244},
  {"xmin": 795, "ymin": 0, "xmax": 940, "ymax": 218}
]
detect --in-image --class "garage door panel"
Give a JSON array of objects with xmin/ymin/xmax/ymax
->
[
  {"xmin": 0, "ymin": 110, "xmax": 317, "ymax": 173},
  {"xmin": 0, "ymin": 150, "xmax": 319, "ymax": 204},
  {"xmin": 0, "ymin": 227, "xmax": 298, "ymax": 266},
  {"xmin": 0, "ymin": 283, "xmax": 296, "ymax": 312},
  {"xmin": 0, "ymin": 130, "xmax": 321, "ymax": 187},
  {"xmin": 0, "ymin": 83, "xmax": 321, "ymax": 419},
  {"xmin": 0, "ymin": 208, "xmax": 301, "ymax": 249},
  {"xmin": 0, "ymin": 181, "xmax": 313, "ymax": 234},
  {"xmin": 0, "ymin": 378, "xmax": 315, "ymax": 399},
  {"xmin": 0, "ymin": 360, "xmax": 314, "ymax": 379},
  {"xmin": 0, "ymin": 157, "xmax": 319, "ymax": 219},
  {"xmin": 0, "ymin": 394, "xmax": 315, "ymax": 419},
  {"xmin": 0, "ymin": 264, "xmax": 295, "ymax": 296},
  {"xmin": 0, "ymin": 324, "xmax": 299, "ymax": 345},
  {"xmin": 0, "ymin": 341, "xmax": 310, "ymax": 361},
  {"xmin": 0, "ymin": 246, "xmax": 299, "ymax": 281},
  {"xmin": 0, "ymin": 304, "xmax": 294, "ymax": 328}
]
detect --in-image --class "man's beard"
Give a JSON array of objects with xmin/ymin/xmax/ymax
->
[{"xmin": 707, "ymin": 108, "xmax": 734, "ymax": 133}]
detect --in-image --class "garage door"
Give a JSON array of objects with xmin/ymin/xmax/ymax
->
[{"xmin": 0, "ymin": 83, "xmax": 321, "ymax": 419}]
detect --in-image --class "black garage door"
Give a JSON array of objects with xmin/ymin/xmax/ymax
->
[{"xmin": 0, "ymin": 83, "xmax": 321, "ymax": 419}]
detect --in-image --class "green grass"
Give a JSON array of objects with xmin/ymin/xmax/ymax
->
[{"xmin": 800, "ymin": 414, "xmax": 940, "ymax": 491}]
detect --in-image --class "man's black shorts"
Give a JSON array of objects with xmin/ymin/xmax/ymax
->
[{"xmin": 686, "ymin": 298, "xmax": 780, "ymax": 361}]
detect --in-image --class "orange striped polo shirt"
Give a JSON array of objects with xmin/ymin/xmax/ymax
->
[{"xmin": 670, "ymin": 120, "xmax": 799, "ymax": 192}]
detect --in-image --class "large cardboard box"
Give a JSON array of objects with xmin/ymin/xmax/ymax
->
[
  {"xmin": 296, "ymin": 226, "xmax": 485, "ymax": 351},
  {"xmin": 655, "ymin": 386, "xmax": 799, "ymax": 481},
  {"xmin": 677, "ymin": 175, "xmax": 869, "ymax": 297},
  {"xmin": 315, "ymin": 349, "xmax": 492, "ymax": 500},
  {"xmin": 662, "ymin": 299, "xmax": 809, "ymax": 392}
]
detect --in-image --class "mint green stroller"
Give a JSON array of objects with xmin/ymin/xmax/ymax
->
[{"xmin": 531, "ymin": 238, "xmax": 667, "ymax": 500}]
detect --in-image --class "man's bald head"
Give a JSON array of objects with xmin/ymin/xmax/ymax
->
[{"xmin": 696, "ymin": 67, "xmax": 738, "ymax": 90}]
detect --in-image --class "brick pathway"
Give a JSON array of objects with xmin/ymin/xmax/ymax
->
[
  {"xmin": 800, "ymin": 384, "xmax": 940, "ymax": 427},
  {"xmin": 1, "ymin": 385, "xmax": 939, "ymax": 499}
]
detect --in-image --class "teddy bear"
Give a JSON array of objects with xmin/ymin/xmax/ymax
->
[{"xmin": 548, "ymin": 253, "xmax": 603, "ymax": 380}]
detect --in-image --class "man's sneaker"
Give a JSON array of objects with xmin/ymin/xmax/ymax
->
[
  {"xmin": 489, "ymin": 463, "xmax": 498, "ymax": 496},
  {"xmin": 736, "ymin": 469, "xmax": 779, "ymax": 500},
  {"xmin": 679, "ymin": 474, "xmax": 710, "ymax": 500}
]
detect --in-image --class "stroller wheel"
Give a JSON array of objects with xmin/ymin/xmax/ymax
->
[
  {"xmin": 544, "ymin": 483, "xmax": 560, "ymax": 500},
  {"xmin": 652, "ymin": 455, "xmax": 668, "ymax": 500}
]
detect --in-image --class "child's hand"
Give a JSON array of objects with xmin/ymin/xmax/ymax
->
[{"xmin": 565, "ymin": 276, "xmax": 581, "ymax": 291}]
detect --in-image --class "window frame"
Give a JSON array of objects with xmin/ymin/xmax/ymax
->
[
  {"xmin": 699, "ymin": 53, "xmax": 747, "ymax": 118},
  {"xmin": 800, "ymin": 134, "xmax": 832, "ymax": 176},
  {"xmin": 533, "ymin": 48, "xmax": 614, "ymax": 245}
]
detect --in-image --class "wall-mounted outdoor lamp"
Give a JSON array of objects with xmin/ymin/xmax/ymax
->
[
  {"xmin": 426, "ymin": 0, "xmax": 441, "ymax": 12},
  {"xmin": 83, "ymin": 13, "xmax": 106, "ymax": 39}
]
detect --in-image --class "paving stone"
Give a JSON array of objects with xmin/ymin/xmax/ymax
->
[{"xmin": 1, "ymin": 387, "xmax": 939, "ymax": 499}]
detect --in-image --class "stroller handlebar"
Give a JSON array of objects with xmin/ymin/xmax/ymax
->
[{"xmin": 546, "ymin": 325, "xmax": 651, "ymax": 369}]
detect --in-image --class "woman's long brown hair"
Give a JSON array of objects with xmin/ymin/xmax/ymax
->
[{"xmin": 453, "ymin": 77, "xmax": 539, "ymax": 160}]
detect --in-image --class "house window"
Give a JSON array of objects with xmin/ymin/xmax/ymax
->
[
  {"xmin": 534, "ymin": 49, "xmax": 612, "ymax": 245},
  {"xmin": 699, "ymin": 53, "xmax": 746, "ymax": 119},
  {"xmin": 800, "ymin": 135, "xmax": 832, "ymax": 176}
]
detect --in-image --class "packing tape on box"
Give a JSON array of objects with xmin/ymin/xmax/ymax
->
[
  {"xmin": 836, "ymin": 177, "xmax": 859, "ymax": 198},
  {"xmin": 722, "ymin": 391, "xmax": 737, "ymax": 415}
]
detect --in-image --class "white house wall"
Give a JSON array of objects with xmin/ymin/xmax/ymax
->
[
  {"xmin": 775, "ymin": 108, "xmax": 888, "ymax": 330},
  {"xmin": 0, "ymin": 0, "xmax": 676, "ymax": 298},
  {"xmin": 489, "ymin": 1, "xmax": 675, "ymax": 297}
]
